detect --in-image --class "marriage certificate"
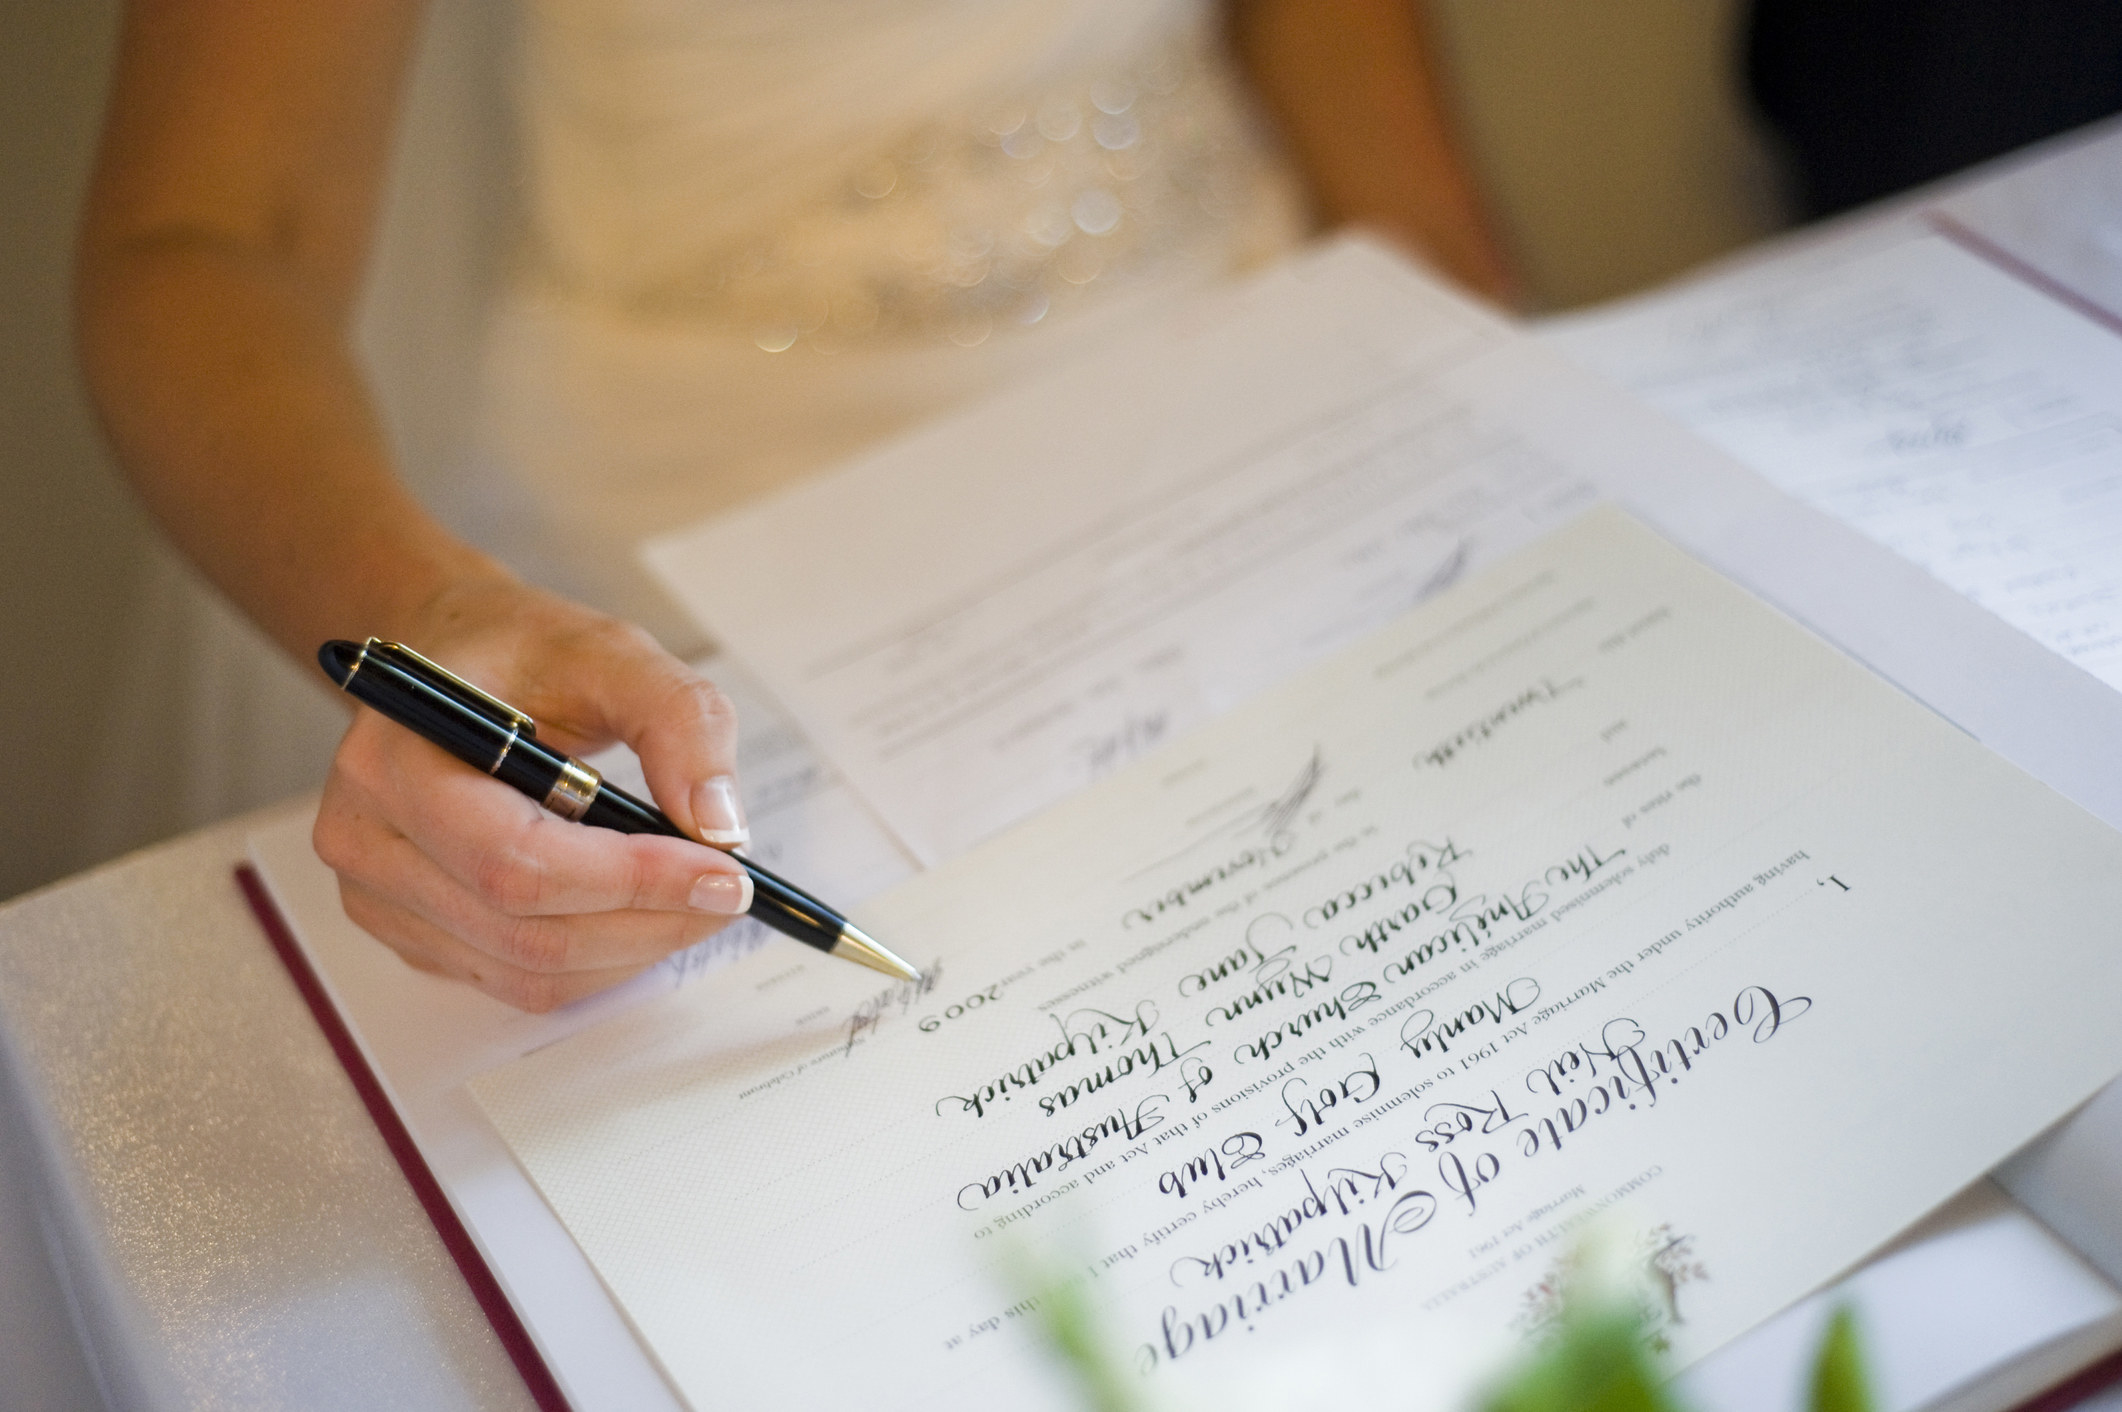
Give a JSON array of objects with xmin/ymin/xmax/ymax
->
[{"xmin": 472, "ymin": 509, "xmax": 2122, "ymax": 1409}]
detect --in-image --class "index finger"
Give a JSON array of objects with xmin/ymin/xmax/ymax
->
[{"xmin": 525, "ymin": 624, "xmax": 745, "ymax": 847}]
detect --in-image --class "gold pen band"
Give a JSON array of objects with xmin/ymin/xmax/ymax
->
[{"xmin": 543, "ymin": 758, "xmax": 602, "ymax": 821}]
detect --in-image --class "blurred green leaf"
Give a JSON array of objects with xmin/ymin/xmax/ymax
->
[
  {"xmin": 1037, "ymin": 1274, "xmax": 1141, "ymax": 1412},
  {"xmin": 1008, "ymin": 1245, "xmax": 1142, "ymax": 1412},
  {"xmin": 1808, "ymin": 1307, "xmax": 1876, "ymax": 1412},
  {"xmin": 1480, "ymin": 1302, "xmax": 1686, "ymax": 1412}
]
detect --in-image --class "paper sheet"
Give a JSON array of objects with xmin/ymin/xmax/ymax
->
[
  {"xmin": 645, "ymin": 239, "xmax": 1597, "ymax": 864},
  {"xmin": 1546, "ymin": 231, "xmax": 2122, "ymax": 689},
  {"xmin": 247, "ymin": 652, "xmax": 916, "ymax": 1412},
  {"xmin": 474, "ymin": 509, "xmax": 2122, "ymax": 1411},
  {"xmin": 1922, "ymin": 116, "xmax": 2122, "ymax": 325},
  {"xmin": 644, "ymin": 237, "xmax": 2122, "ymax": 877}
]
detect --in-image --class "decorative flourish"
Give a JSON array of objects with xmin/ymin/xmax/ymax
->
[
  {"xmin": 1641, "ymin": 1224, "xmax": 1711, "ymax": 1342},
  {"xmin": 1509, "ymin": 1224, "xmax": 1711, "ymax": 1355}
]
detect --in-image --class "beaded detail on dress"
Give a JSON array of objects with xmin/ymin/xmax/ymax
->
[{"xmin": 519, "ymin": 0, "xmax": 1300, "ymax": 351}]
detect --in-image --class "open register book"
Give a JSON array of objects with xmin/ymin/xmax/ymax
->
[{"xmin": 251, "ymin": 235, "xmax": 2122, "ymax": 1411}]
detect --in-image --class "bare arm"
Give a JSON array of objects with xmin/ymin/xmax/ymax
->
[
  {"xmin": 78, "ymin": 0, "xmax": 754, "ymax": 1010},
  {"xmin": 1233, "ymin": 0, "xmax": 1519, "ymax": 305},
  {"xmin": 77, "ymin": 0, "xmax": 487, "ymax": 652}
]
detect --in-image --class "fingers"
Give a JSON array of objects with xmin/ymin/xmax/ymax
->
[
  {"xmin": 337, "ymin": 878, "xmax": 655, "ymax": 1013},
  {"xmin": 335, "ymin": 710, "xmax": 752, "ymax": 918},
  {"xmin": 316, "ymin": 724, "xmax": 756, "ymax": 1006},
  {"xmin": 397, "ymin": 760, "xmax": 750, "ymax": 918},
  {"xmin": 349, "ymin": 820, "xmax": 733, "ymax": 972}
]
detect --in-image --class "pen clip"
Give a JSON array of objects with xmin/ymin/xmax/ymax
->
[{"xmin": 366, "ymin": 639, "xmax": 537, "ymax": 736}]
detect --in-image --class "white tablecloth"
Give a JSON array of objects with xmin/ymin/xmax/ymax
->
[{"xmin": 0, "ymin": 804, "xmax": 531, "ymax": 1412}]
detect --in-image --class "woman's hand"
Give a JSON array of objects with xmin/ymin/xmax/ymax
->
[{"xmin": 312, "ymin": 577, "xmax": 756, "ymax": 1011}]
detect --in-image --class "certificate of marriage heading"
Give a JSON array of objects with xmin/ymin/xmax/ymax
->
[{"xmin": 472, "ymin": 508, "xmax": 2122, "ymax": 1411}]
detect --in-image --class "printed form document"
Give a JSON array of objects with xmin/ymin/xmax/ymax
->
[{"xmin": 1546, "ymin": 226, "xmax": 2122, "ymax": 691}]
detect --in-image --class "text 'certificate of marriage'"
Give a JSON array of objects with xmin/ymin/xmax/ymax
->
[{"xmin": 474, "ymin": 509, "xmax": 2122, "ymax": 1411}]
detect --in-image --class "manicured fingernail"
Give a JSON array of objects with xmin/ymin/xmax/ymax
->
[
  {"xmin": 693, "ymin": 774, "xmax": 749, "ymax": 846},
  {"xmin": 689, "ymin": 871, "xmax": 753, "ymax": 915}
]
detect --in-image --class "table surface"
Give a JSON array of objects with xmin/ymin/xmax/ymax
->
[{"xmin": 0, "ymin": 802, "xmax": 532, "ymax": 1412}]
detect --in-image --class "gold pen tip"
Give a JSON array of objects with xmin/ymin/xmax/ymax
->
[{"xmin": 832, "ymin": 924, "xmax": 923, "ymax": 983}]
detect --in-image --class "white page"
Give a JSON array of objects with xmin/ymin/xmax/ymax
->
[
  {"xmin": 475, "ymin": 509, "xmax": 2122, "ymax": 1411},
  {"xmin": 645, "ymin": 238, "xmax": 2122, "ymax": 876},
  {"xmin": 1998, "ymin": 1077, "xmax": 2122, "ymax": 1289},
  {"xmin": 645, "ymin": 238, "xmax": 1598, "ymax": 864},
  {"xmin": 1925, "ymin": 117, "xmax": 2122, "ymax": 325},
  {"xmin": 1546, "ymin": 232, "xmax": 2122, "ymax": 690},
  {"xmin": 247, "ymin": 653, "xmax": 916, "ymax": 1412}
]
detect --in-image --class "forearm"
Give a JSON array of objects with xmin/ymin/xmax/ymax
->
[
  {"xmin": 1233, "ymin": 0, "xmax": 1517, "ymax": 303},
  {"xmin": 79, "ymin": 230, "xmax": 506, "ymax": 660},
  {"xmin": 75, "ymin": 0, "xmax": 492, "ymax": 665}
]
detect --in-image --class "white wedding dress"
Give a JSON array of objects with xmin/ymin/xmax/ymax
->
[{"xmin": 89, "ymin": 0, "xmax": 1306, "ymax": 854}]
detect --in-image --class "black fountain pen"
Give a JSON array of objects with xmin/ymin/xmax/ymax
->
[{"xmin": 318, "ymin": 638, "xmax": 921, "ymax": 983}]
